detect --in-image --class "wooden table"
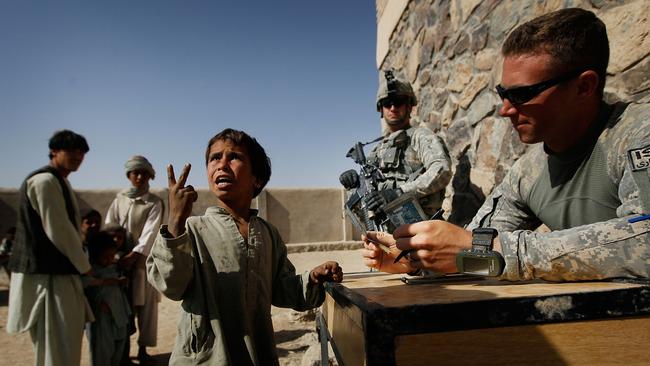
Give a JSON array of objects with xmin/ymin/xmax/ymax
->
[{"xmin": 319, "ymin": 272, "xmax": 650, "ymax": 365}]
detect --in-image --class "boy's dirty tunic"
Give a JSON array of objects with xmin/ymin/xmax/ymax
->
[{"xmin": 147, "ymin": 206, "xmax": 325, "ymax": 366}]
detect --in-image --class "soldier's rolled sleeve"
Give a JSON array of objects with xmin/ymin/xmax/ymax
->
[
  {"xmin": 401, "ymin": 128, "xmax": 452, "ymax": 195},
  {"xmin": 496, "ymin": 230, "xmax": 524, "ymax": 281},
  {"xmin": 498, "ymin": 218, "xmax": 650, "ymax": 281}
]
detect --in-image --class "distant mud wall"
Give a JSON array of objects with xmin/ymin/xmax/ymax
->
[{"xmin": 0, "ymin": 187, "xmax": 357, "ymax": 251}]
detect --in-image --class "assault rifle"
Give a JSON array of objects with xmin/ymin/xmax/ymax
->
[
  {"xmin": 344, "ymin": 141, "xmax": 388, "ymax": 232},
  {"xmin": 343, "ymin": 141, "xmax": 428, "ymax": 235}
]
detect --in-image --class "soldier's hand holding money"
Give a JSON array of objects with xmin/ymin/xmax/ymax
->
[
  {"xmin": 339, "ymin": 169, "xmax": 360, "ymax": 189},
  {"xmin": 393, "ymin": 220, "xmax": 480, "ymax": 273},
  {"xmin": 361, "ymin": 231, "xmax": 416, "ymax": 273},
  {"xmin": 167, "ymin": 164, "xmax": 198, "ymax": 237}
]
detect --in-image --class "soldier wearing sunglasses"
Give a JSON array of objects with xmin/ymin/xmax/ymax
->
[
  {"xmin": 339, "ymin": 70, "xmax": 452, "ymax": 220},
  {"xmin": 362, "ymin": 8, "xmax": 650, "ymax": 282}
]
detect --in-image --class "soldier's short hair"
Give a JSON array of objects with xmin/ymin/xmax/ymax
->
[
  {"xmin": 48, "ymin": 129, "xmax": 90, "ymax": 159},
  {"xmin": 204, "ymin": 128, "xmax": 271, "ymax": 197},
  {"xmin": 502, "ymin": 8, "xmax": 609, "ymax": 95}
]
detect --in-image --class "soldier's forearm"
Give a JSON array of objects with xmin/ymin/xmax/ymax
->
[{"xmin": 498, "ymin": 216, "xmax": 650, "ymax": 281}]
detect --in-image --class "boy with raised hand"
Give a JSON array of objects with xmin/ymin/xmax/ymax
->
[{"xmin": 147, "ymin": 128, "xmax": 343, "ymax": 365}]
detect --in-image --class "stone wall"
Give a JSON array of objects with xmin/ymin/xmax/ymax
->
[
  {"xmin": 377, "ymin": 0, "xmax": 650, "ymax": 225},
  {"xmin": 0, "ymin": 187, "xmax": 358, "ymax": 252}
]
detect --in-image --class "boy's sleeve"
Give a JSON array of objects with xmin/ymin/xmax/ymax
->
[
  {"xmin": 81, "ymin": 274, "xmax": 93, "ymax": 288},
  {"xmin": 132, "ymin": 198, "xmax": 163, "ymax": 256},
  {"xmin": 269, "ymin": 225, "xmax": 325, "ymax": 310},
  {"xmin": 105, "ymin": 197, "xmax": 120, "ymax": 226},
  {"xmin": 146, "ymin": 225, "xmax": 194, "ymax": 301}
]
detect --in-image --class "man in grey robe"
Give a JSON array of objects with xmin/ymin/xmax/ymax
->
[{"xmin": 7, "ymin": 129, "xmax": 93, "ymax": 366}]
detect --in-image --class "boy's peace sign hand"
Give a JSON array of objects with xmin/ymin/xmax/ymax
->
[{"xmin": 167, "ymin": 164, "xmax": 198, "ymax": 237}]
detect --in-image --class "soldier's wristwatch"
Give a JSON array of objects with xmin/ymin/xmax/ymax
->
[{"xmin": 456, "ymin": 228, "xmax": 504, "ymax": 276}]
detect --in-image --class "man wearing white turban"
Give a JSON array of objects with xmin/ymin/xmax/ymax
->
[{"xmin": 105, "ymin": 155, "xmax": 163, "ymax": 365}]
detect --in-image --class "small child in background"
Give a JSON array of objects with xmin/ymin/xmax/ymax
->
[
  {"xmin": 84, "ymin": 231, "xmax": 131, "ymax": 366},
  {"xmin": 80, "ymin": 209, "xmax": 102, "ymax": 246},
  {"xmin": 0, "ymin": 227, "xmax": 16, "ymax": 279},
  {"xmin": 103, "ymin": 223, "xmax": 133, "ymax": 268},
  {"xmin": 80, "ymin": 209, "xmax": 102, "ymax": 269},
  {"xmin": 104, "ymin": 223, "xmax": 138, "ymax": 352}
]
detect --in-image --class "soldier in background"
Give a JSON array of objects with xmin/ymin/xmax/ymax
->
[
  {"xmin": 362, "ymin": 8, "xmax": 650, "ymax": 282},
  {"xmin": 339, "ymin": 70, "xmax": 452, "ymax": 219}
]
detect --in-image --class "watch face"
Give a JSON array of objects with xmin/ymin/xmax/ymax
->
[
  {"xmin": 461, "ymin": 256, "xmax": 491, "ymax": 276},
  {"xmin": 456, "ymin": 250, "xmax": 505, "ymax": 277}
]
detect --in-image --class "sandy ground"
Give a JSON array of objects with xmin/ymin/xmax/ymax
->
[{"xmin": 0, "ymin": 249, "xmax": 366, "ymax": 366}]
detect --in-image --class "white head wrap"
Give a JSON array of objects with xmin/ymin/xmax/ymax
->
[{"xmin": 124, "ymin": 155, "xmax": 155, "ymax": 180}]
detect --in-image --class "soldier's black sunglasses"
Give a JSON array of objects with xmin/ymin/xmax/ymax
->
[
  {"xmin": 495, "ymin": 69, "xmax": 584, "ymax": 105},
  {"xmin": 380, "ymin": 96, "xmax": 408, "ymax": 109}
]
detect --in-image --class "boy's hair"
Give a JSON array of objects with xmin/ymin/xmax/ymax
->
[
  {"xmin": 103, "ymin": 224, "xmax": 132, "ymax": 251},
  {"xmin": 81, "ymin": 208, "xmax": 101, "ymax": 221},
  {"xmin": 502, "ymin": 8, "xmax": 609, "ymax": 95},
  {"xmin": 103, "ymin": 223, "xmax": 126, "ymax": 235},
  {"xmin": 204, "ymin": 128, "xmax": 271, "ymax": 197},
  {"xmin": 48, "ymin": 129, "xmax": 90, "ymax": 159},
  {"xmin": 6, "ymin": 227, "xmax": 16, "ymax": 235},
  {"xmin": 86, "ymin": 231, "xmax": 117, "ymax": 264}
]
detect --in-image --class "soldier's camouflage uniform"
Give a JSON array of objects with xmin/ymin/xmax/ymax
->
[
  {"xmin": 467, "ymin": 102, "xmax": 650, "ymax": 281},
  {"xmin": 367, "ymin": 125, "xmax": 452, "ymax": 217}
]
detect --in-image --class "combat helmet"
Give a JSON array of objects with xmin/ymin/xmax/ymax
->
[{"xmin": 376, "ymin": 70, "xmax": 417, "ymax": 111}]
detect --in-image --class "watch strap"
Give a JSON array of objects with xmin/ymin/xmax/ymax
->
[{"xmin": 471, "ymin": 228, "xmax": 498, "ymax": 251}]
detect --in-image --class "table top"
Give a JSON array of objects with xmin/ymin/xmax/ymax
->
[
  {"xmin": 324, "ymin": 272, "xmax": 650, "ymax": 366},
  {"xmin": 331, "ymin": 271, "xmax": 648, "ymax": 308},
  {"xmin": 325, "ymin": 272, "xmax": 650, "ymax": 333}
]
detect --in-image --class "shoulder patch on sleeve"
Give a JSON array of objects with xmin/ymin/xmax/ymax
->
[{"xmin": 628, "ymin": 144, "xmax": 650, "ymax": 171}]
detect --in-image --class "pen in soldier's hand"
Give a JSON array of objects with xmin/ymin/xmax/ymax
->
[
  {"xmin": 393, "ymin": 208, "xmax": 445, "ymax": 264},
  {"xmin": 428, "ymin": 208, "xmax": 445, "ymax": 221}
]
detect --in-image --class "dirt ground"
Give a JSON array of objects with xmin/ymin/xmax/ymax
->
[{"xmin": 0, "ymin": 249, "xmax": 365, "ymax": 365}]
